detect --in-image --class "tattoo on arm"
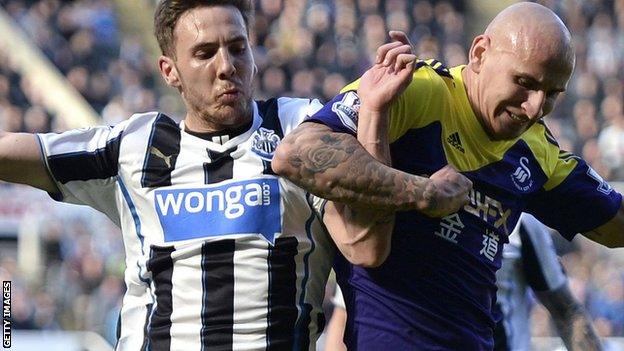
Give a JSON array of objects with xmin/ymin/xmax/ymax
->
[
  {"xmin": 538, "ymin": 286, "xmax": 603, "ymax": 351},
  {"xmin": 282, "ymin": 125, "xmax": 428, "ymax": 211},
  {"xmin": 306, "ymin": 134, "xmax": 353, "ymax": 173}
]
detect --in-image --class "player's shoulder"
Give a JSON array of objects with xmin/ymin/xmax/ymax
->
[
  {"xmin": 125, "ymin": 111, "xmax": 175, "ymax": 128},
  {"xmin": 276, "ymin": 97, "xmax": 323, "ymax": 116},
  {"xmin": 407, "ymin": 59, "xmax": 454, "ymax": 86},
  {"xmin": 115, "ymin": 111, "xmax": 179, "ymax": 153},
  {"xmin": 340, "ymin": 58, "xmax": 451, "ymax": 94},
  {"xmin": 519, "ymin": 121, "xmax": 562, "ymax": 166},
  {"xmin": 256, "ymin": 97, "xmax": 324, "ymax": 134},
  {"xmin": 400, "ymin": 59, "xmax": 454, "ymax": 106},
  {"xmin": 120, "ymin": 111, "xmax": 178, "ymax": 138},
  {"xmin": 517, "ymin": 121, "xmax": 586, "ymax": 190}
]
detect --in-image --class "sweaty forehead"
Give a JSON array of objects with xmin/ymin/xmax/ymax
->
[
  {"xmin": 486, "ymin": 3, "xmax": 574, "ymax": 69},
  {"xmin": 174, "ymin": 5, "xmax": 247, "ymax": 45}
]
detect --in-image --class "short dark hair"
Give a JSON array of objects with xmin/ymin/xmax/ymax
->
[{"xmin": 154, "ymin": 0, "xmax": 254, "ymax": 57}]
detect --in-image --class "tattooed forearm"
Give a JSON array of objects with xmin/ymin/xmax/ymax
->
[
  {"xmin": 538, "ymin": 286, "xmax": 603, "ymax": 351},
  {"xmin": 277, "ymin": 124, "xmax": 427, "ymax": 210},
  {"xmin": 305, "ymin": 134, "xmax": 355, "ymax": 173},
  {"xmin": 554, "ymin": 309, "xmax": 603, "ymax": 351}
]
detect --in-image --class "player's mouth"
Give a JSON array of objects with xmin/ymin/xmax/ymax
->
[
  {"xmin": 507, "ymin": 110, "xmax": 528, "ymax": 124},
  {"xmin": 217, "ymin": 88, "xmax": 241, "ymax": 104}
]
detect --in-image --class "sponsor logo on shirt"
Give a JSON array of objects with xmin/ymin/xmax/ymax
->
[
  {"xmin": 511, "ymin": 157, "xmax": 534, "ymax": 192},
  {"xmin": 251, "ymin": 127, "xmax": 281, "ymax": 161},
  {"xmin": 434, "ymin": 213, "xmax": 464, "ymax": 244},
  {"xmin": 480, "ymin": 230, "xmax": 500, "ymax": 262},
  {"xmin": 464, "ymin": 189, "xmax": 511, "ymax": 231},
  {"xmin": 331, "ymin": 91, "xmax": 360, "ymax": 133},
  {"xmin": 155, "ymin": 178, "xmax": 281, "ymax": 244}
]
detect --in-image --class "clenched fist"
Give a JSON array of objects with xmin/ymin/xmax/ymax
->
[{"xmin": 418, "ymin": 165, "xmax": 472, "ymax": 218}]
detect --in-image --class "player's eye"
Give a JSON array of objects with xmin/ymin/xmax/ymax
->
[
  {"xmin": 195, "ymin": 48, "xmax": 217, "ymax": 59},
  {"xmin": 516, "ymin": 77, "xmax": 533, "ymax": 89},
  {"xmin": 230, "ymin": 43, "xmax": 247, "ymax": 55}
]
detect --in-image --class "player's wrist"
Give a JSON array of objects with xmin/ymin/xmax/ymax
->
[{"xmin": 359, "ymin": 102, "xmax": 391, "ymax": 116}]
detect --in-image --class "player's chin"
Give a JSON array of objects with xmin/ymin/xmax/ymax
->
[
  {"xmin": 495, "ymin": 126, "xmax": 526, "ymax": 140},
  {"xmin": 213, "ymin": 103, "xmax": 251, "ymax": 121}
]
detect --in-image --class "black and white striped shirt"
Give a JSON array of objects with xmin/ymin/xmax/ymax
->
[
  {"xmin": 494, "ymin": 213, "xmax": 567, "ymax": 351},
  {"xmin": 37, "ymin": 98, "xmax": 334, "ymax": 351}
]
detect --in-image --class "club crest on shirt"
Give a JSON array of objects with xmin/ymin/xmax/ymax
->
[
  {"xmin": 332, "ymin": 91, "xmax": 360, "ymax": 133},
  {"xmin": 511, "ymin": 157, "xmax": 534, "ymax": 192},
  {"xmin": 251, "ymin": 127, "xmax": 281, "ymax": 161}
]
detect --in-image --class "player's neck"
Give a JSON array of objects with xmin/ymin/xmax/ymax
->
[{"xmin": 461, "ymin": 66, "xmax": 488, "ymax": 135}]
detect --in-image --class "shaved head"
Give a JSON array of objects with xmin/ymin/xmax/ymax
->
[
  {"xmin": 484, "ymin": 2, "xmax": 574, "ymax": 66},
  {"xmin": 462, "ymin": 2, "xmax": 576, "ymax": 140}
]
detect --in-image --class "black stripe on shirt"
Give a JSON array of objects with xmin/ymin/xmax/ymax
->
[
  {"xmin": 146, "ymin": 246, "xmax": 175, "ymax": 351},
  {"xmin": 141, "ymin": 113, "xmax": 181, "ymax": 188},
  {"xmin": 204, "ymin": 147, "xmax": 237, "ymax": 184},
  {"xmin": 48, "ymin": 132, "xmax": 122, "ymax": 184},
  {"xmin": 256, "ymin": 98, "xmax": 284, "ymax": 175},
  {"xmin": 201, "ymin": 240, "xmax": 236, "ymax": 350},
  {"xmin": 519, "ymin": 222, "xmax": 551, "ymax": 291},
  {"xmin": 295, "ymin": 303, "xmax": 313, "ymax": 350},
  {"xmin": 140, "ymin": 303, "xmax": 153, "ymax": 351},
  {"xmin": 266, "ymin": 236, "xmax": 299, "ymax": 350}
]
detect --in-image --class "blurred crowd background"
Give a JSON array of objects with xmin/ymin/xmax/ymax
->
[{"xmin": 0, "ymin": 0, "xmax": 623, "ymax": 347}]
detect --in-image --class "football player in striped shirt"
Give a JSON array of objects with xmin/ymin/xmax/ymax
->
[
  {"xmin": 0, "ymin": 1, "xmax": 471, "ymax": 350},
  {"xmin": 274, "ymin": 2, "xmax": 624, "ymax": 350},
  {"xmin": 494, "ymin": 213, "xmax": 602, "ymax": 351}
]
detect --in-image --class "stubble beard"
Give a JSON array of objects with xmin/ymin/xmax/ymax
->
[{"xmin": 184, "ymin": 86, "xmax": 254, "ymax": 131}]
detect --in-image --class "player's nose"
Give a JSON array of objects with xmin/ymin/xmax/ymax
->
[
  {"xmin": 521, "ymin": 90, "xmax": 546, "ymax": 121},
  {"xmin": 216, "ymin": 48, "xmax": 236, "ymax": 79}
]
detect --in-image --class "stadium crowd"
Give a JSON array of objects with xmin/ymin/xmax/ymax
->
[{"xmin": 0, "ymin": 0, "xmax": 622, "ymax": 346}]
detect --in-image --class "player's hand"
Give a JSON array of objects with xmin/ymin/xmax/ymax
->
[
  {"xmin": 418, "ymin": 165, "xmax": 472, "ymax": 218},
  {"xmin": 357, "ymin": 31, "xmax": 416, "ymax": 113}
]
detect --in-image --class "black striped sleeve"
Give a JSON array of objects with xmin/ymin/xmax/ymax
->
[
  {"xmin": 141, "ymin": 113, "xmax": 181, "ymax": 188},
  {"xmin": 47, "ymin": 134, "xmax": 122, "ymax": 183}
]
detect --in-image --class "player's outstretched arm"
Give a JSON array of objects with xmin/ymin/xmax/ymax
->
[
  {"xmin": 536, "ymin": 284, "xmax": 603, "ymax": 351},
  {"xmin": 582, "ymin": 200, "xmax": 624, "ymax": 247},
  {"xmin": 0, "ymin": 132, "xmax": 56, "ymax": 192}
]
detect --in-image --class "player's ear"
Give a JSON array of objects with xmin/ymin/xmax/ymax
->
[
  {"xmin": 159, "ymin": 55, "xmax": 181, "ymax": 88},
  {"xmin": 468, "ymin": 35, "xmax": 490, "ymax": 74}
]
